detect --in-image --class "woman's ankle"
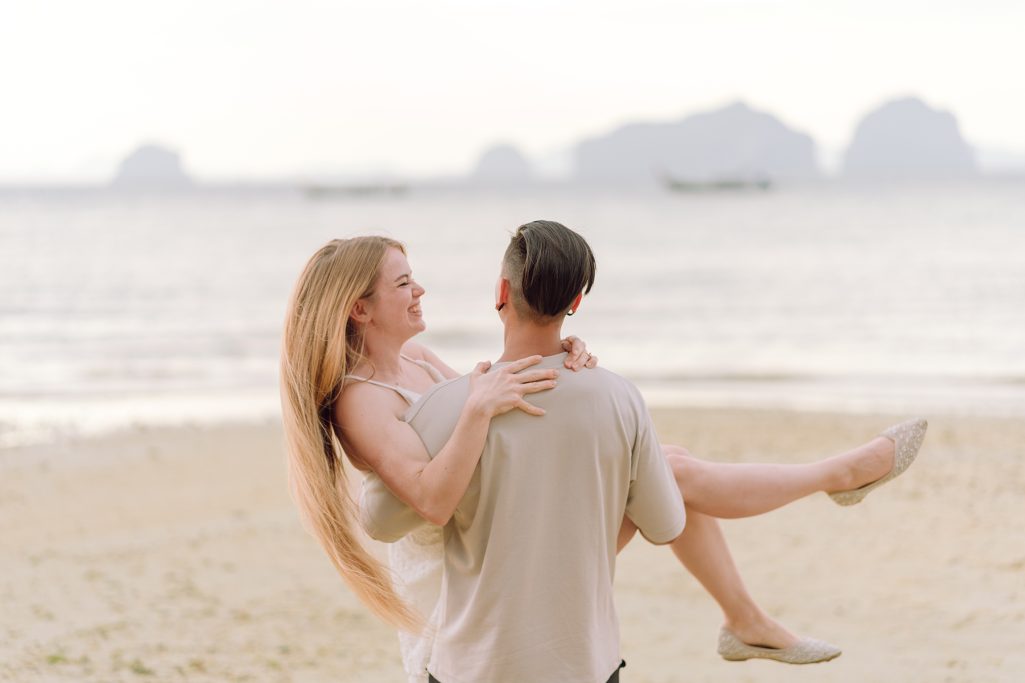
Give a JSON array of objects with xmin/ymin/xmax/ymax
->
[
  {"xmin": 825, "ymin": 438, "xmax": 895, "ymax": 493},
  {"xmin": 723, "ymin": 610, "xmax": 798, "ymax": 649}
]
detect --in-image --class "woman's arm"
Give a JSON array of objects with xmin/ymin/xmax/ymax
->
[{"xmin": 337, "ymin": 356, "xmax": 556, "ymax": 526}]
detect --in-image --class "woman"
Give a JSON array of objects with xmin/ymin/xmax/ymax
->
[{"xmin": 280, "ymin": 235, "xmax": 926, "ymax": 680}]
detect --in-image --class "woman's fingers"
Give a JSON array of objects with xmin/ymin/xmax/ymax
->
[
  {"xmin": 504, "ymin": 354, "xmax": 544, "ymax": 373},
  {"xmin": 473, "ymin": 358, "xmax": 561, "ymax": 418},
  {"xmin": 563, "ymin": 336, "xmax": 586, "ymax": 370},
  {"xmin": 514, "ymin": 398, "xmax": 546, "ymax": 417},
  {"xmin": 513, "ymin": 368, "xmax": 559, "ymax": 384},
  {"xmin": 518, "ymin": 379, "xmax": 558, "ymax": 395},
  {"xmin": 584, "ymin": 354, "xmax": 598, "ymax": 369}
]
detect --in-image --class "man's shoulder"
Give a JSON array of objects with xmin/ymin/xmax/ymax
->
[
  {"xmin": 536, "ymin": 366, "xmax": 648, "ymax": 430},
  {"xmin": 568, "ymin": 365, "xmax": 644, "ymax": 402},
  {"xmin": 401, "ymin": 376, "xmax": 470, "ymax": 456},
  {"xmin": 404, "ymin": 374, "xmax": 470, "ymax": 423}
]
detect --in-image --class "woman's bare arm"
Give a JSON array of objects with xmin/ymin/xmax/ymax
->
[{"xmin": 337, "ymin": 356, "xmax": 556, "ymax": 526}]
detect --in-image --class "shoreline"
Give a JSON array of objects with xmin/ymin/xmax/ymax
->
[
  {"xmin": 2, "ymin": 407, "xmax": 1024, "ymax": 682},
  {"xmin": 6, "ymin": 371, "xmax": 1025, "ymax": 451}
]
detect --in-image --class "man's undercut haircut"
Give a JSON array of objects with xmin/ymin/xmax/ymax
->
[{"xmin": 503, "ymin": 220, "xmax": 596, "ymax": 322}]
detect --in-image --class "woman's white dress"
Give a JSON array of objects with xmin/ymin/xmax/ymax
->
[
  {"xmin": 387, "ymin": 522, "xmax": 444, "ymax": 683},
  {"xmin": 347, "ymin": 356, "xmax": 447, "ymax": 683}
]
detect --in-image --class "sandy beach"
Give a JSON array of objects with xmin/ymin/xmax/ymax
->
[{"xmin": 2, "ymin": 407, "xmax": 1023, "ymax": 683}]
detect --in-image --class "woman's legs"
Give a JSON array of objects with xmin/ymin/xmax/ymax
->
[
  {"xmin": 618, "ymin": 509, "xmax": 798, "ymax": 649},
  {"xmin": 615, "ymin": 437, "xmax": 895, "ymax": 649},
  {"xmin": 669, "ymin": 506, "xmax": 797, "ymax": 648},
  {"xmin": 664, "ymin": 438, "xmax": 894, "ymax": 519}
]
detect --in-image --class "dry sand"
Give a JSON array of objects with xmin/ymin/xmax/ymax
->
[{"xmin": 1, "ymin": 408, "xmax": 1023, "ymax": 682}]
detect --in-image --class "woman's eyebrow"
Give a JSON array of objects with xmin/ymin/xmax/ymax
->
[{"xmin": 393, "ymin": 272, "xmax": 411, "ymax": 283}]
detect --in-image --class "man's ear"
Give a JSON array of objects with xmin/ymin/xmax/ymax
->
[
  {"xmin": 350, "ymin": 298, "xmax": 371, "ymax": 324},
  {"xmin": 496, "ymin": 278, "xmax": 511, "ymax": 310},
  {"xmin": 568, "ymin": 292, "xmax": 583, "ymax": 315}
]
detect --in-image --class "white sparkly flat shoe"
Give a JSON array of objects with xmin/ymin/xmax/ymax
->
[
  {"xmin": 828, "ymin": 417, "xmax": 928, "ymax": 507},
  {"xmin": 717, "ymin": 627, "xmax": 842, "ymax": 664}
]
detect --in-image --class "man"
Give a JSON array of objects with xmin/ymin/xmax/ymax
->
[{"xmin": 363, "ymin": 220, "xmax": 686, "ymax": 683}]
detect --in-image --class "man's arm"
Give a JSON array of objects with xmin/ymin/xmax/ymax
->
[
  {"xmin": 358, "ymin": 472, "xmax": 427, "ymax": 542},
  {"xmin": 624, "ymin": 387, "xmax": 686, "ymax": 544}
]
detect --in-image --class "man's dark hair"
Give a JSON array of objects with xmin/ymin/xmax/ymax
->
[{"xmin": 502, "ymin": 220, "xmax": 596, "ymax": 322}]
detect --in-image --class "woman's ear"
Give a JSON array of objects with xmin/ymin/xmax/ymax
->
[{"xmin": 350, "ymin": 298, "xmax": 371, "ymax": 324}]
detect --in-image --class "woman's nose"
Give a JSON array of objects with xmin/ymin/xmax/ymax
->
[{"xmin": 413, "ymin": 281, "xmax": 425, "ymax": 296}]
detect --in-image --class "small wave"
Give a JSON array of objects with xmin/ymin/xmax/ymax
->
[{"xmin": 626, "ymin": 370, "xmax": 1025, "ymax": 386}]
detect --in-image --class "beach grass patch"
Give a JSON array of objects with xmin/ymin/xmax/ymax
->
[{"xmin": 129, "ymin": 658, "xmax": 155, "ymax": 675}]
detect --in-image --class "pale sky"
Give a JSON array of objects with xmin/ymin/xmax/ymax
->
[{"xmin": 2, "ymin": 0, "xmax": 1022, "ymax": 182}]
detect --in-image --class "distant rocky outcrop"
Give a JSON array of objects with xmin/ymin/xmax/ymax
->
[
  {"xmin": 573, "ymin": 101, "xmax": 820, "ymax": 185},
  {"xmin": 111, "ymin": 144, "xmax": 193, "ymax": 188},
  {"xmin": 843, "ymin": 97, "xmax": 977, "ymax": 179},
  {"xmin": 469, "ymin": 144, "xmax": 534, "ymax": 185}
]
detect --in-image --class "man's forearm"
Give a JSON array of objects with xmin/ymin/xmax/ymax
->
[{"xmin": 359, "ymin": 473, "xmax": 428, "ymax": 542}]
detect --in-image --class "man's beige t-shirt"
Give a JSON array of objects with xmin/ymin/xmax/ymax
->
[{"xmin": 362, "ymin": 353, "xmax": 686, "ymax": 683}]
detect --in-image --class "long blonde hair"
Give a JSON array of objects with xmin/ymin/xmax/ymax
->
[{"xmin": 280, "ymin": 236, "xmax": 420, "ymax": 631}]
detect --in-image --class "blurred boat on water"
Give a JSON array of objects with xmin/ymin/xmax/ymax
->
[
  {"xmin": 663, "ymin": 175, "xmax": 772, "ymax": 192},
  {"xmin": 302, "ymin": 183, "xmax": 409, "ymax": 198}
]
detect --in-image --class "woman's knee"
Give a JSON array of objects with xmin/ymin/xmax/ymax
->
[
  {"xmin": 661, "ymin": 443, "xmax": 692, "ymax": 459},
  {"xmin": 663, "ymin": 451, "xmax": 691, "ymax": 495}
]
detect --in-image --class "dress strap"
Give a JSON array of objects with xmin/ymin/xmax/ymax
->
[
  {"xmin": 400, "ymin": 353, "xmax": 447, "ymax": 383},
  {"xmin": 343, "ymin": 354, "xmax": 443, "ymax": 406},
  {"xmin": 343, "ymin": 375, "xmax": 422, "ymax": 405}
]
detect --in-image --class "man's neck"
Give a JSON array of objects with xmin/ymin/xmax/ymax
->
[{"xmin": 498, "ymin": 317, "xmax": 565, "ymax": 362}]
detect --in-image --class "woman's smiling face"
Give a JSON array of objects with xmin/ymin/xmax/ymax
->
[{"xmin": 361, "ymin": 246, "xmax": 427, "ymax": 339}]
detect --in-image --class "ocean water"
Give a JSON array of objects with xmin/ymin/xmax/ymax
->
[{"xmin": 2, "ymin": 181, "xmax": 1024, "ymax": 446}]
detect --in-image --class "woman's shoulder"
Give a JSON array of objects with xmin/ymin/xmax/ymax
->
[
  {"xmin": 334, "ymin": 381, "xmax": 406, "ymax": 472},
  {"xmin": 337, "ymin": 374, "xmax": 396, "ymax": 420},
  {"xmin": 335, "ymin": 379, "xmax": 367, "ymax": 419}
]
